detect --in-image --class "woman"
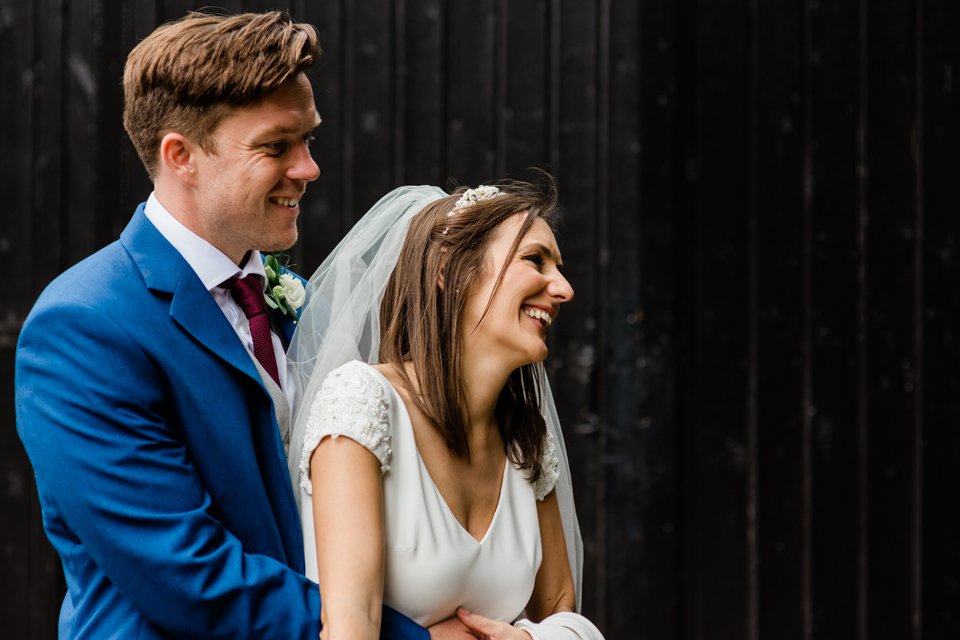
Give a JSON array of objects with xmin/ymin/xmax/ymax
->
[{"xmin": 288, "ymin": 181, "xmax": 604, "ymax": 639}]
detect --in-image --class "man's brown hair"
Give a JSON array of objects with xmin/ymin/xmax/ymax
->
[
  {"xmin": 122, "ymin": 11, "xmax": 320, "ymax": 178},
  {"xmin": 379, "ymin": 178, "xmax": 562, "ymax": 484}
]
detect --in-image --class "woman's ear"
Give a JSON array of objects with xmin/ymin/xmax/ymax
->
[
  {"xmin": 158, "ymin": 132, "xmax": 200, "ymax": 186},
  {"xmin": 436, "ymin": 246, "xmax": 448, "ymax": 289}
]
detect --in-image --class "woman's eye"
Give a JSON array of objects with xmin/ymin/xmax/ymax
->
[{"xmin": 524, "ymin": 254, "xmax": 545, "ymax": 269}]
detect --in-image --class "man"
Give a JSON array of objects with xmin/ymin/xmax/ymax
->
[{"xmin": 15, "ymin": 11, "xmax": 428, "ymax": 639}]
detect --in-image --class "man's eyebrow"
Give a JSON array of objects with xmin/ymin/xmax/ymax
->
[
  {"xmin": 259, "ymin": 115, "xmax": 323, "ymax": 136},
  {"xmin": 520, "ymin": 241, "xmax": 564, "ymax": 268}
]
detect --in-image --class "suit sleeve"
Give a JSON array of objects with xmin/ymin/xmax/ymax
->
[{"xmin": 16, "ymin": 299, "xmax": 324, "ymax": 639}]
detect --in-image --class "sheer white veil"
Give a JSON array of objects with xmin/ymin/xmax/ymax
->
[{"xmin": 287, "ymin": 185, "xmax": 585, "ymax": 610}]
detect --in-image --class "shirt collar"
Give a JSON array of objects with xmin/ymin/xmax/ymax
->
[{"xmin": 143, "ymin": 192, "xmax": 266, "ymax": 292}]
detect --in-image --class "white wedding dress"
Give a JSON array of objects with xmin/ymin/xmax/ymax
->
[
  {"xmin": 288, "ymin": 186, "xmax": 603, "ymax": 638},
  {"xmin": 296, "ymin": 360, "xmax": 559, "ymax": 626}
]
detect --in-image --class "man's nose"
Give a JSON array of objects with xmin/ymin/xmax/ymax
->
[{"xmin": 289, "ymin": 145, "xmax": 320, "ymax": 182}]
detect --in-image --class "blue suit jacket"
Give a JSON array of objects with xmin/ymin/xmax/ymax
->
[{"xmin": 16, "ymin": 205, "xmax": 427, "ymax": 639}]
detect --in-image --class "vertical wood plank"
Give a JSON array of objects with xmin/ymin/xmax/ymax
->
[
  {"xmin": 502, "ymin": 0, "xmax": 550, "ymax": 175},
  {"xmin": 1, "ymin": 0, "xmax": 36, "ymax": 636},
  {"xmin": 399, "ymin": 0, "xmax": 444, "ymax": 185},
  {"xmin": 1, "ymin": 351, "xmax": 29, "ymax": 640},
  {"xmin": 445, "ymin": 0, "xmax": 497, "ymax": 185},
  {"xmin": 98, "ymin": 0, "xmax": 130, "ymax": 241},
  {"xmin": 27, "ymin": 0, "xmax": 71, "ymax": 635},
  {"xmin": 350, "ymin": 0, "xmax": 396, "ymax": 211},
  {"xmin": 865, "ymin": 0, "xmax": 920, "ymax": 637},
  {"xmin": 607, "ymin": 0, "xmax": 671, "ymax": 635},
  {"xmin": 62, "ymin": 0, "xmax": 100, "ymax": 264},
  {"xmin": 754, "ymin": 0, "xmax": 807, "ymax": 638},
  {"xmin": 807, "ymin": 0, "xmax": 865, "ymax": 638},
  {"xmin": 910, "ymin": 2, "xmax": 924, "ymax": 638},
  {"xmin": 681, "ymin": 0, "xmax": 751, "ymax": 636},
  {"xmin": 632, "ymin": 0, "xmax": 680, "ymax": 636},
  {"xmin": 31, "ymin": 0, "xmax": 66, "ymax": 289},
  {"xmin": 920, "ymin": 1, "xmax": 960, "ymax": 638}
]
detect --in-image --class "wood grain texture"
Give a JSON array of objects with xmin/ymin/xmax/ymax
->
[{"xmin": 2, "ymin": 1, "xmax": 959, "ymax": 639}]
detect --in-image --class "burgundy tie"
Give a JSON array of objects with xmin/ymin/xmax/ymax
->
[{"xmin": 223, "ymin": 274, "xmax": 281, "ymax": 387}]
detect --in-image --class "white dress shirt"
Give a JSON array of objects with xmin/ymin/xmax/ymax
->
[{"xmin": 143, "ymin": 193, "xmax": 296, "ymax": 412}]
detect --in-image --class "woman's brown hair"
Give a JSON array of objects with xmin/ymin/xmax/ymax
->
[{"xmin": 379, "ymin": 178, "xmax": 561, "ymax": 483}]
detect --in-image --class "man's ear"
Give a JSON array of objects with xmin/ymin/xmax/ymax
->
[{"xmin": 158, "ymin": 132, "xmax": 200, "ymax": 186}]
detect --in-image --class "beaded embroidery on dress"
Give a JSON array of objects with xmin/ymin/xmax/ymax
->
[
  {"xmin": 299, "ymin": 361, "xmax": 393, "ymax": 495},
  {"xmin": 298, "ymin": 360, "xmax": 560, "ymax": 499}
]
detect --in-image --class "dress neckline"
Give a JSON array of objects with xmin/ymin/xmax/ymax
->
[{"xmin": 364, "ymin": 363, "xmax": 509, "ymax": 544}]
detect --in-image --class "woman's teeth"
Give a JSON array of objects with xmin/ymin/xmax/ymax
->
[{"xmin": 523, "ymin": 307, "xmax": 552, "ymax": 326}]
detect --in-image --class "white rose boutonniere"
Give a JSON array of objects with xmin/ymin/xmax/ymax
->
[
  {"xmin": 278, "ymin": 273, "xmax": 306, "ymax": 308},
  {"xmin": 263, "ymin": 253, "xmax": 305, "ymax": 323}
]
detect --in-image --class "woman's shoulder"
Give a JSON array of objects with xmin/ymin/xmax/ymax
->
[
  {"xmin": 298, "ymin": 361, "xmax": 397, "ymax": 491},
  {"xmin": 309, "ymin": 360, "xmax": 402, "ymax": 418},
  {"xmin": 533, "ymin": 430, "xmax": 561, "ymax": 501},
  {"xmin": 321, "ymin": 360, "xmax": 395, "ymax": 395}
]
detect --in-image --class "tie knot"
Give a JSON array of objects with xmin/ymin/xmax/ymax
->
[{"xmin": 223, "ymin": 274, "xmax": 267, "ymax": 320}]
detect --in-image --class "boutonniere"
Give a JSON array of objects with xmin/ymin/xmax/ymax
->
[{"xmin": 263, "ymin": 253, "xmax": 305, "ymax": 323}]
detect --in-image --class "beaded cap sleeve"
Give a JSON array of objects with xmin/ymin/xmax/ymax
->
[
  {"xmin": 298, "ymin": 360, "xmax": 392, "ymax": 495},
  {"xmin": 534, "ymin": 429, "xmax": 560, "ymax": 501}
]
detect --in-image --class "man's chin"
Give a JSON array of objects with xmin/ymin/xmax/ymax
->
[{"xmin": 260, "ymin": 234, "xmax": 298, "ymax": 255}]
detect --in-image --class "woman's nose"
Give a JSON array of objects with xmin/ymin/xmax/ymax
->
[{"xmin": 549, "ymin": 271, "xmax": 574, "ymax": 303}]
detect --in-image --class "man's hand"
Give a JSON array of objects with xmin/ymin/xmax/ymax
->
[
  {"xmin": 456, "ymin": 608, "xmax": 533, "ymax": 640},
  {"xmin": 427, "ymin": 614, "xmax": 478, "ymax": 639}
]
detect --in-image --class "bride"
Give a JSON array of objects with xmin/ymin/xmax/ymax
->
[{"xmin": 287, "ymin": 180, "xmax": 604, "ymax": 639}]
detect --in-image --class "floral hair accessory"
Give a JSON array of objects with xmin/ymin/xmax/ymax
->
[
  {"xmin": 263, "ymin": 253, "xmax": 305, "ymax": 323},
  {"xmin": 452, "ymin": 185, "xmax": 502, "ymax": 211},
  {"xmin": 444, "ymin": 185, "xmax": 503, "ymax": 234}
]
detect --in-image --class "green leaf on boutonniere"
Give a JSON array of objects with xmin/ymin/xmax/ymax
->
[{"xmin": 262, "ymin": 252, "xmax": 302, "ymax": 323}]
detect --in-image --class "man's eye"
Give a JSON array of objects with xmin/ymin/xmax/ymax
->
[
  {"xmin": 303, "ymin": 133, "xmax": 316, "ymax": 145},
  {"xmin": 264, "ymin": 141, "xmax": 287, "ymax": 154}
]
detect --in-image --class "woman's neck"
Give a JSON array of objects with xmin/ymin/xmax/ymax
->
[{"xmin": 460, "ymin": 346, "xmax": 513, "ymax": 439}]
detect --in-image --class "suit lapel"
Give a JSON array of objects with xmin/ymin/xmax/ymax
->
[
  {"xmin": 121, "ymin": 206, "xmax": 263, "ymax": 386},
  {"xmin": 272, "ymin": 310, "xmax": 297, "ymax": 348}
]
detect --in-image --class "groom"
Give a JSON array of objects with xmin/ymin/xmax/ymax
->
[{"xmin": 14, "ymin": 11, "xmax": 428, "ymax": 639}]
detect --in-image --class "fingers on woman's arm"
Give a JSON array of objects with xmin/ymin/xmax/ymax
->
[
  {"xmin": 311, "ymin": 435, "xmax": 385, "ymax": 640},
  {"xmin": 426, "ymin": 614, "xmax": 480, "ymax": 639},
  {"xmin": 526, "ymin": 491, "xmax": 577, "ymax": 621},
  {"xmin": 457, "ymin": 608, "xmax": 533, "ymax": 639}
]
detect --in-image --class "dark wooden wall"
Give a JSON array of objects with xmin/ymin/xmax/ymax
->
[{"xmin": 2, "ymin": 1, "xmax": 958, "ymax": 639}]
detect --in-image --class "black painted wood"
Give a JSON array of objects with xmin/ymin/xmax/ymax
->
[
  {"xmin": 3, "ymin": 2, "xmax": 960, "ymax": 639},
  {"xmin": 920, "ymin": 4, "xmax": 960, "ymax": 639},
  {"xmin": 685, "ymin": 0, "xmax": 752, "ymax": 637},
  {"xmin": 866, "ymin": 1, "xmax": 921, "ymax": 639},
  {"xmin": 755, "ymin": 0, "xmax": 807, "ymax": 637},
  {"xmin": 808, "ymin": 1, "xmax": 865, "ymax": 638}
]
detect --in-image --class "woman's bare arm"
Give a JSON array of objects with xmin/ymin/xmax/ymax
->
[
  {"xmin": 526, "ymin": 490, "xmax": 577, "ymax": 620},
  {"xmin": 311, "ymin": 436, "xmax": 386, "ymax": 640}
]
